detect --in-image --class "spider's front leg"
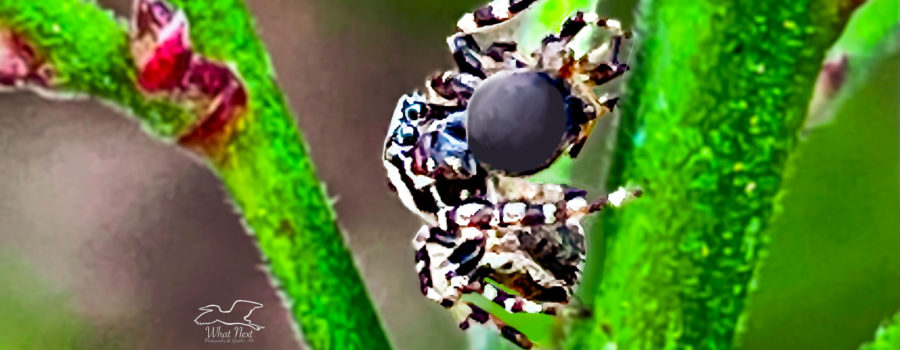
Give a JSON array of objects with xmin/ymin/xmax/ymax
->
[
  {"xmin": 426, "ymin": 70, "xmax": 480, "ymax": 105},
  {"xmin": 568, "ymin": 12, "xmax": 631, "ymax": 88},
  {"xmin": 537, "ymin": 10, "xmax": 630, "ymax": 81},
  {"xmin": 580, "ymin": 24, "xmax": 630, "ymax": 90},
  {"xmin": 447, "ymin": 33, "xmax": 527, "ymax": 80},
  {"xmin": 533, "ymin": 11, "xmax": 631, "ymax": 157},
  {"xmin": 456, "ymin": 0, "xmax": 540, "ymax": 34},
  {"xmin": 448, "ymin": 0, "xmax": 543, "ymax": 79}
]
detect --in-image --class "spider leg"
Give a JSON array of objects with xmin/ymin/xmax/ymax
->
[
  {"xmin": 437, "ymin": 180, "xmax": 598, "ymax": 234},
  {"xmin": 483, "ymin": 283, "xmax": 565, "ymax": 316},
  {"xmin": 426, "ymin": 70, "xmax": 480, "ymax": 104},
  {"xmin": 448, "ymin": 33, "xmax": 531, "ymax": 80},
  {"xmin": 413, "ymin": 226, "xmax": 445, "ymax": 303},
  {"xmin": 577, "ymin": 14, "xmax": 631, "ymax": 86},
  {"xmin": 413, "ymin": 225, "xmax": 487, "ymax": 306},
  {"xmin": 536, "ymin": 11, "xmax": 630, "ymax": 70},
  {"xmin": 586, "ymin": 187, "xmax": 643, "ymax": 211},
  {"xmin": 530, "ymin": 12, "xmax": 631, "ymax": 158},
  {"xmin": 449, "ymin": 0, "xmax": 541, "ymax": 77},
  {"xmin": 552, "ymin": 11, "xmax": 629, "ymax": 45},
  {"xmin": 456, "ymin": 0, "xmax": 541, "ymax": 34},
  {"xmin": 447, "ymin": 34, "xmax": 491, "ymax": 79},
  {"xmin": 581, "ymin": 45, "xmax": 629, "ymax": 88}
]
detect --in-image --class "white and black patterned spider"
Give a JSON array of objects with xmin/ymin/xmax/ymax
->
[{"xmin": 383, "ymin": 0, "xmax": 637, "ymax": 347}]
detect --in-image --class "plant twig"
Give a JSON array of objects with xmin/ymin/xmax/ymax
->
[
  {"xmin": 0, "ymin": 1, "xmax": 393, "ymax": 349},
  {"xmin": 860, "ymin": 312, "xmax": 900, "ymax": 350}
]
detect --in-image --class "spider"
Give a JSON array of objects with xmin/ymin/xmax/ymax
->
[{"xmin": 383, "ymin": 1, "xmax": 636, "ymax": 347}]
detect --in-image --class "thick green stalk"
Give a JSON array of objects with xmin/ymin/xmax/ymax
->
[
  {"xmin": 562, "ymin": 0, "xmax": 858, "ymax": 348},
  {"xmin": 0, "ymin": 1, "xmax": 392, "ymax": 349}
]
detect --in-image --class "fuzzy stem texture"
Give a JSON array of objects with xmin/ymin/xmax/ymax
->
[
  {"xmin": 0, "ymin": 1, "xmax": 392, "ymax": 349},
  {"xmin": 562, "ymin": 0, "xmax": 860, "ymax": 348}
]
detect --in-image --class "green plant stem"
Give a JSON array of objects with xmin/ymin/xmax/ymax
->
[
  {"xmin": 805, "ymin": 0, "xmax": 899, "ymax": 130},
  {"xmin": 860, "ymin": 312, "xmax": 900, "ymax": 350},
  {"xmin": 0, "ymin": 1, "xmax": 392, "ymax": 349},
  {"xmin": 0, "ymin": 0, "xmax": 192, "ymax": 137},
  {"xmin": 562, "ymin": 0, "xmax": 858, "ymax": 348}
]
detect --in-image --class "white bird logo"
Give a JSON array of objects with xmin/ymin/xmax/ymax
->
[{"xmin": 194, "ymin": 299, "xmax": 265, "ymax": 331}]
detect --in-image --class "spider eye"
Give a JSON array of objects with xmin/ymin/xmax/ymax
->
[{"xmin": 404, "ymin": 103, "xmax": 424, "ymax": 120}]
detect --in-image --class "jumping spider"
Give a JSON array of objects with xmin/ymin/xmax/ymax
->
[{"xmin": 383, "ymin": 1, "xmax": 636, "ymax": 347}]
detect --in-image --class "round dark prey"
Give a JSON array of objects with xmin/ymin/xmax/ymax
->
[{"xmin": 467, "ymin": 71, "xmax": 567, "ymax": 174}]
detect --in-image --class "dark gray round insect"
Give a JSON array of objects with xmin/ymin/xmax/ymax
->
[{"xmin": 467, "ymin": 70, "xmax": 567, "ymax": 175}]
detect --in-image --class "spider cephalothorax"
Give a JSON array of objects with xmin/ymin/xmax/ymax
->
[{"xmin": 383, "ymin": 0, "xmax": 636, "ymax": 347}]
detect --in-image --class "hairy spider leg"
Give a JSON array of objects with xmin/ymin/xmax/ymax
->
[
  {"xmin": 482, "ymin": 283, "xmax": 564, "ymax": 315},
  {"xmin": 448, "ymin": 0, "xmax": 543, "ymax": 78},
  {"xmin": 456, "ymin": 0, "xmax": 541, "ymax": 34},
  {"xmin": 543, "ymin": 11, "xmax": 631, "ymax": 88},
  {"xmin": 578, "ymin": 15, "xmax": 630, "ymax": 87},
  {"xmin": 426, "ymin": 70, "xmax": 480, "ymax": 105},
  {"xmin": 448, "ymin": 34, "xmax": 491, "ymax": 79},
  {"xmin": 435, "ymin": 35, "xmax": 527, "ymax": 104},
  {"xmin": 435, "ymin": 195, "xmax": 590, "ymax": 293},
  {"xmin": 413, "ymin": 225, "xmax": 487, "ymax": 304},
  {"xmin": 531, "ymin": 11, "xmax": 631, "ymax": 159}
]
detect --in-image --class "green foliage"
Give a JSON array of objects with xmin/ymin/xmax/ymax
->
[
  {"xmin": 860, "ymin": 313, "xmax": 900, "ymax": 350},
  {"xmin": 830, "ymin": 0, "xmax": 899, "ymax": 59},
  {"xmin": 561, "ymin": 0, "xmax": 859, "ymax": 348}
]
